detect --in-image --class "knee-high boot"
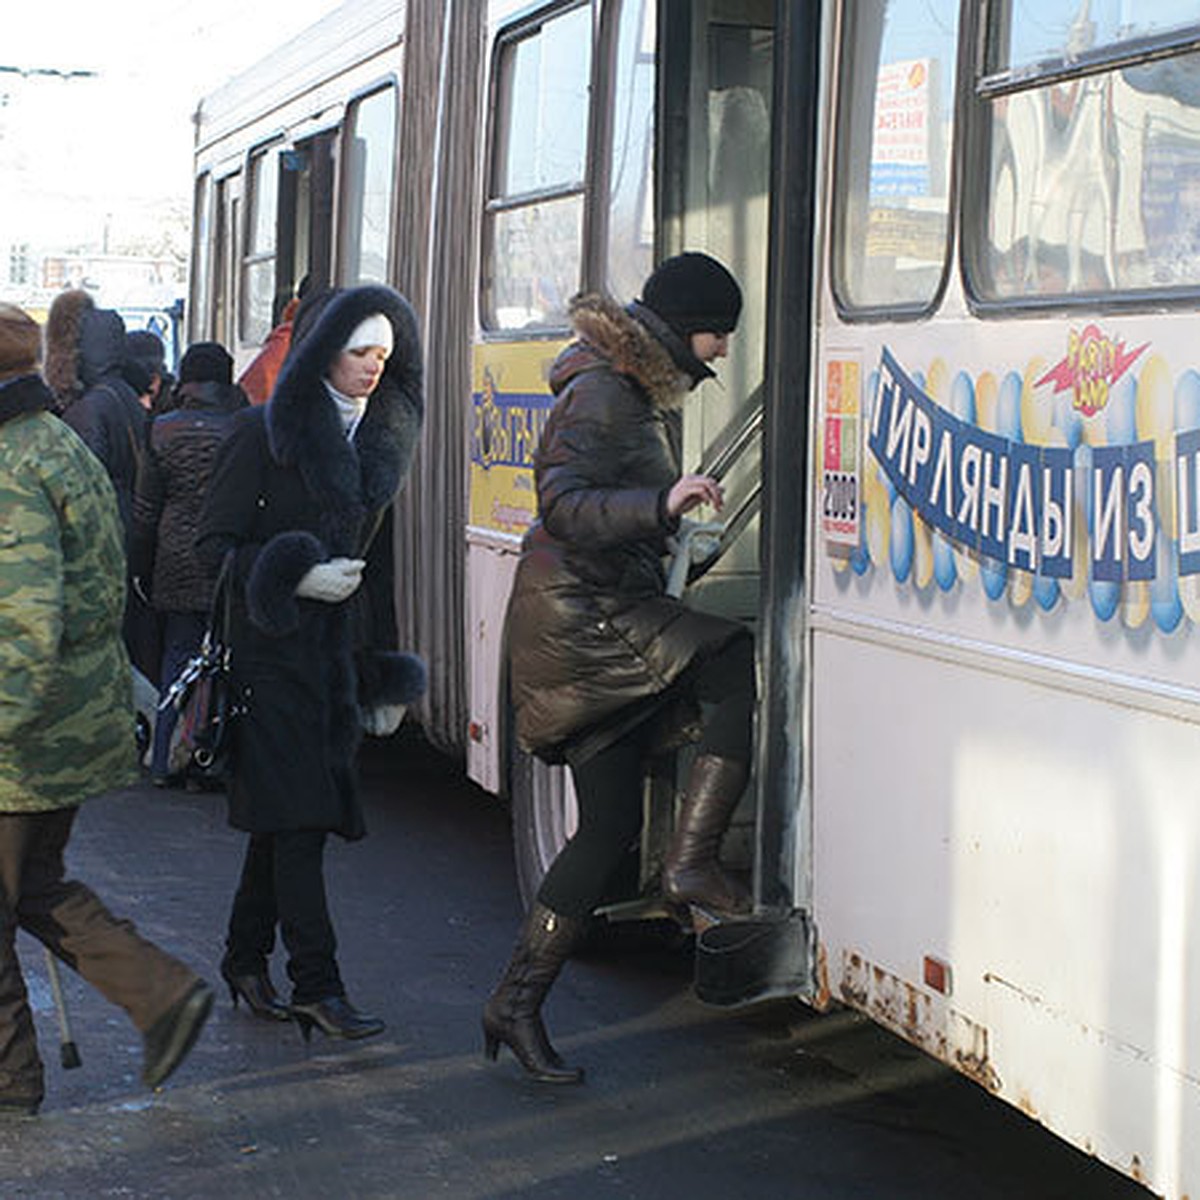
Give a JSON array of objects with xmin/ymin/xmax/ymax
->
[
  {"xmin": 662, "ymin": 753, "xmax": 753, "ymax": 917},
  {"xmin": 482, "ymin": 902, "xmax": 585, "ymax": 1084}
]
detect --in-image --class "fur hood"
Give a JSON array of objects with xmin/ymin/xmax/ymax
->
[
  {"xmin": 265, "ymin": 284, "xmax": 423, "ymax": 526},
  {"xmin": 42, "ymin": 289, "xmax": 94, "ymax": 406},
  {"xmin": 559, "ymin": 293, "xmax": 690, "ymax": 409}
]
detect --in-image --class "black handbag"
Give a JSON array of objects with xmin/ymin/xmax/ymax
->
[{"xmin": 160, "ymin": 552, "xmax": 240, "ymax": 780}]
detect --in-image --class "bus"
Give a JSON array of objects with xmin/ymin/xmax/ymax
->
[{"xmin": 189, "ymin": 3, "xmax": 1200, "ymax": 1195}]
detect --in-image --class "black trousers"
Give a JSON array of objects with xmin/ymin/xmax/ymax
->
[
  {"xmin": 0, "ymin": 808, "xmax": 196, "ymax": 1105},
  {"xmin": 538, "ymin": 630, "xmax": 755, "ymax": 919},
  {"xmin": 225, "ymin": 830, "xmax": 343, "ymax": 1005}
]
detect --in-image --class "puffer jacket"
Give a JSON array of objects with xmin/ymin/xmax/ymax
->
[
  {"xmin": 507, "ymin": 294, "xmax": 743, "ymax": 764},
  {"xmin": 130, "ymin": 379, "xmax": 249, "ymax": 612},
  {"xmin": 0, "ymin": 373, "xmax": 135, "ymax": 811}
]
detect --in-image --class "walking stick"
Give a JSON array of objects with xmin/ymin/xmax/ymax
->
[{"xmin": 43, "ymin": 949, "xmax": 81, "ymax": 1069}]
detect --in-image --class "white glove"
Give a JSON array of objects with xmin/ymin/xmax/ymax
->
[
  {"xmin": 361, "ymin": 703, "xmax": 406, "ymax": 736},
  {"xmin": 294, "ymin": 558, "xmax": 365, "ymax": 603}
]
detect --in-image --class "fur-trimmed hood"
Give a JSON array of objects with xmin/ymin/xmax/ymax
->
[
  {"xmin": 42, "ymin": 289, "xmax": 94, "ymax": 406},
  {"xmin": 42, "ymin": 290, "xmax": 128, "ymax": 409},
  {"xmin": 557, "ymin": 293, "xmax": 691, "ymax": 409},
  {"xmin": 265, "ymin": 284, "xmax": 423, "ymax": 527}
]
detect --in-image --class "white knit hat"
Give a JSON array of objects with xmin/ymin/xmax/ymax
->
[{"xmin": 343, "ymin": 313, "xmax": 393, "ymax": 356}]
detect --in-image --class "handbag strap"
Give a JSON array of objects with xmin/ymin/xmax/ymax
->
[{"xmin": 207, "ymin": 549, "xmax": 236, "ymax": 649}]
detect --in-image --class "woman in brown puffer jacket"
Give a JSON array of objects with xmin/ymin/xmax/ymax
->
[{"xmin": 483, "ymin": 253, "xmax": 756, "ymax": 1084}]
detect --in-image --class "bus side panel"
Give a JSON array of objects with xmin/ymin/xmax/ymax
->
[
  {"xmin": 811, "ymin": 631, "xmax": 1200, "ymax": 1196},
  {"xmin": 465, "ymin": 339, "xmax": 565, "ymax": 792}
]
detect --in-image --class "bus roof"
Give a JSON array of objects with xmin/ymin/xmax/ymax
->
[{"xmin": 193, "ymin": 0, "xmax": 406, "ymax": 155}]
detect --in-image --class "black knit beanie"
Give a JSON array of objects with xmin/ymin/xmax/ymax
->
[
  {"xmin": 179, "ymin": 341, "xmax": 233, "ymax": 385},
  {"xmin": 639, "ymin": 252, "xmax": 742, "ymax": 338}
]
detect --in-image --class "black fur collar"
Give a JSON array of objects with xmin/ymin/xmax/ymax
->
[
  {"xmin": 0, "ymin": 374, "xmax": 53, "ymax": 426},
  {"xmin": 265, "ymin": 285, "xmax": 423, "ymax": 542}
]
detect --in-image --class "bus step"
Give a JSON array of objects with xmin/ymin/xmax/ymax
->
[{"xmin": 694, "ymin": 912, "xmax": 812, "ymax": 1008}]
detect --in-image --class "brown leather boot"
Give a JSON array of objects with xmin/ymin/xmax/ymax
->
[
  {"xmin": 482, "ymin": 903, "xmax": 585, "ymax": 1084},
  {"xmin": 662, "ymin": 753, "xmax": 753, "ymax": 917}
]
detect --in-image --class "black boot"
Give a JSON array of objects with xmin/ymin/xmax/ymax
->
[
  {"xmin": 290, "ymin": 995, "xmax": 384, "ymax": 1042},
  {"xmin": 662, "ymin": 753, "xmax": 752, "ymax": 917},
  {"xmin": 142, "ymin": 980, "xmax": 214, "ymax": 1088},
  {"xmin": 482, "ymin": 903, "xmax": 585, "ymax": 1084},
  {"xmin": 220, "ymin": 956, "xmax": 291, "ymax": 1022}
]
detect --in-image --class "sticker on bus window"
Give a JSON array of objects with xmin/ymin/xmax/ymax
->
[{"xmin": 821, "ymin": 357, "xmax": 862, "ymax": 548}]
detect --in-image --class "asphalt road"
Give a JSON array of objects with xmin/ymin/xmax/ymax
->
[{"xmin": 0, "ymin": 732, "xmax": 1152, "ymax": 1199}]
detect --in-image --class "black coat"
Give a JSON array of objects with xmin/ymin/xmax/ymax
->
[
  {"xmin": 130, "ymin": 380, "xmax": 248, "ymax": 613},
  {"xmin": 58, "ymin": 308, "xmax": 147, "ymax": 542},
  {"xmin": 507, "ymin": 294, "xmax": 743, "ymax": 764},
  {"xmin": 196, "ymin": 286, "xmax": 425, "ymax": 838}
]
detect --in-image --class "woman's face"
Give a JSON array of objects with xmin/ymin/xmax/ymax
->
[
  {"xmin": 327, "ymin": 345, "xmax": 388, "ymax": 399},
  {"xmin": 690, "ymin": 331, "xmax": 731, "ymax": 363}
]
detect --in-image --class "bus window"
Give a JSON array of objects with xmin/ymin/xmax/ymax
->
[
  {"xmin": 970, "ymin": 11, "xmax": 1200, "ymax": 300},
  {"xmin": 242, "ymin": 142, "xmax": 280, "ymax": 345},
  {"xmin": 485, "ymin": 3, "xmax": 592, "ymax": 332},
  {"xmin": 190, "ymin": 173, "xmax": 212, "ymax": 343},
  {"xmin": 340, "ymin": 86, "xmax": 397, "ymax": 285},
  {"xmin": 213, "ymin": 174, "xmax": 239, "ymax": 350},
  {"xmin": 605, "ymin": 0, "xmax": 655, "ymax": 301},
  {"xmin": 983, "ymin": 0, "xmax": 1200, "ymax": 81},
  {"xmin": 831, "ymin": 0, "xmax": 960, "ymax": 315}
]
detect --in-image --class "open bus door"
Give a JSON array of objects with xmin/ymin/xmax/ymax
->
[{"xmin": 654, "ymin": 0, "xmax": 822, "ymax": 1008}]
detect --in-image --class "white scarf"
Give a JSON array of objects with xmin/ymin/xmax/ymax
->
[{"xmin": 324, "ymin": 380, "xmax": 368, "ymax": 440}]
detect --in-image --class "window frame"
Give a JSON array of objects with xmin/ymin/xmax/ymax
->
[
  {"xmin": 827, "ymin": 0, "xmax": 963, "ymax": 324},
  {"xmin": 961, "ymin": 6, "xmax": 1200, "ymax": 316},
  {"xmin": 337, "ymin": 77, "xmax": 401, "ymax": 288},
  {"xmin": 481, "ymin": 0, "xmax": 595, "ymax": 337},
  {"xmin": 239, "ymin": 136, "xmax": 285, "ymax": 345}
]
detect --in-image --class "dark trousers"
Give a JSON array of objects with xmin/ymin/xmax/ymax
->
[
  {"xmin": 151, "ymin": 610, "xmax": 207, "ymax": 780},
  {"xmin": 225, "ymin": 831, "xmax": 343, "ymax": 1005},
  {"xmin": 0, "ymin": 808, "xmax": 196, "ymax": 1104},
  {"xmin": 539, "ymin": 630, "xmax": 755, "ymax": 919}
]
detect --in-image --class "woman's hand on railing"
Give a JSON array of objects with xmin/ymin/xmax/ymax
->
[{"xmin": 666, "ymin": 474, "xmax": 724, "ymax": 518}]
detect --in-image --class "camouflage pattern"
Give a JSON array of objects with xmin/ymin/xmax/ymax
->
[{"xmin": 0, "ymin": 410, "xmax": 135, "ymax": 810}]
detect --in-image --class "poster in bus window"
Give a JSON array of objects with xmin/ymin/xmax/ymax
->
[{"xmin": 838, "ymin": 325, "xmax": 1200, "ymax": 637}]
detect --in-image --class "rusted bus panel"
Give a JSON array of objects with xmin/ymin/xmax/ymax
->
[{"xmin": 839, "ymin": 950, "xmax": 1000, "ymax": 1093}]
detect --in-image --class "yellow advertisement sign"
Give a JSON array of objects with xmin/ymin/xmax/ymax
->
[{"xmin": 469, "ymin": 339, "xmax": 568, "ymax": 535}]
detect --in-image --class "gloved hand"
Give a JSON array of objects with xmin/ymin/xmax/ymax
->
[
  {"xmin": 294, "ymin": 558, "xmax": 365, "ymax": 603},
  {"xmin": 361, "ymin": 703, "xmax": 407, "ymax": 737}
]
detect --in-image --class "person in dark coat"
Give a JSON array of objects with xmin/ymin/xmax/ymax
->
[
  {"xmin": 43, "ymin": 290, "xmax": 158, "ymax": 681},
  {"xmin": 482, "ymin": 253, "xmax": 757, "ymax": 1084},
  {"xmin": 196, "ymin": 285, "xmax": 425, "ymax": 1039},
  {"xmin": 130, "ymin": 341, "xmax": 249, "ymax": 785}
]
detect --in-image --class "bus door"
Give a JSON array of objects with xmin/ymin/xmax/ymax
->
[
  {"xmin": 277, "ymin": 129, "xmax": 336, "ymax": 304},
  {"xmin": 659, "ymin": 0, "xmax": 773, "ymax": 626},
  {"xmin": 658, "ymin": 0, "xmax": 823, "ymax": 1006}
]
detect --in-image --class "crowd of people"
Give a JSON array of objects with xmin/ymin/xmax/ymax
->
[{"xmin": 0, "ymin": 252, "xmax": 755, "ymax": 1109}]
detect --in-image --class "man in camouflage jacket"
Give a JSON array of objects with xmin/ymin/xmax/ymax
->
[{"xmin": 0, "ymin": 303, "xmax": 213, "ymax": 1113}]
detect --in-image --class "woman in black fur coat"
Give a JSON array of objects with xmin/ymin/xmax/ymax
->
[{"xmin": 197, "ymin": 284, "xmax": 425, "ymax": 1040}]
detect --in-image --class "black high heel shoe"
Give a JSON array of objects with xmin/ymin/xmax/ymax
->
[
  {"xmin": 290, "ymin": 996, "xmax": 384, "ymax": 1042},
  {"xmin": 219, "ymin": 959, "xmax": 292, "ymax": 1022}
]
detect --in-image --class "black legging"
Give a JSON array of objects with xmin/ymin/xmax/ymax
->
[{"xmin": 538, "ymin": 630, "xmax": 754, "ymax": 918}]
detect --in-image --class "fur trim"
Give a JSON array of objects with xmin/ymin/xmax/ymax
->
[
  {"xmin": 42, "ymin": 289, "xmax": 94, "ymax": 406},
  {"xmin": 566, "ymin": 293, "xmax": 688, "ymax": 408},
  {"xmin": 266, "ymin": 286, "xmax": 423, "ymax": 553},
  {"xmin": 247, "ymin": 530, "xmax": 326, "ymax": 636},
  {"xmin": 359, "ymin": 651, "xmax": 428, "ymax": 706}
]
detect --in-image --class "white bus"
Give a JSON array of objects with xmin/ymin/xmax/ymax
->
[{"xmin": 190, "ymin": 3, "xmax": 1200, "ymax": 1194}]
